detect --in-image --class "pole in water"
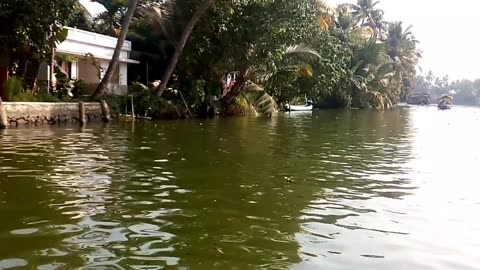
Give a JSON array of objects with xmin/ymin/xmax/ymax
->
[
  {"xmin": 130, "ymin": 95, "xmax": 135, "ymax": 120},
  {"xmin": 0, "ymin": 97, "xmax": 7, "ymax": 129},
  {"xmin": 79, "ymin": 101, "xmax": 86, "ymax": 126},
  {"xmin": 100, "ymin": 100, "xmax": 112, "ymax": 123}
]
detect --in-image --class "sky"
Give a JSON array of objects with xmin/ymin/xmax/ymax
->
[
  {"xmin": 79, "ymin": 0, "xmax": 105, "ymax": 16},
  {"xmin": 80, "ymin": 0, "xmax": 479, "ymax": 81},
  {"xmin": 325, "ymin": 0, "xmax": 480, "ymax": 81}
]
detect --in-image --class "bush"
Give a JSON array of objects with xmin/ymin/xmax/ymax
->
[
  {"xmin": 106, "ymin": 89, "xmax": 187, "ymax": 119},
  {"xmin": 3, "ymin": 76, "xmax": 64, "ymax": 102},
  {"xmin": 73, "ymin": 80, "xmax": 88, "ymax": 96},
  {"xmin": 129, "ymin": 82, "xmax": 149, "ymax": 93},
  {"xmin": 105, "ymin": 95, "xmax": 129, "ymax": 116},
  {"xmin": 10, "ymin": 90, "xmax": 37, "ymax": 102},
  {"xmin": 37, "ymin": 92, "xmax": 61, "ymax": 102},
  {"xmin": 3, "ymin": 76, "xmax": 25, "ymax": 101}
]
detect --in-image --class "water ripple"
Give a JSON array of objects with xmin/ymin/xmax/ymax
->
[{"xmin": 1, "ymin": 108, "xmax": 480, "ymax": 269}]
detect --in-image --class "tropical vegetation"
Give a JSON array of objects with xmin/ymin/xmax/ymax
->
[
  {"xmin": 1, "ymin": 0, "xmax": 424, "ymax": 117},
  {"xmin": 413, "ymin": 72, "xmax": 480, "ymax": 105}
]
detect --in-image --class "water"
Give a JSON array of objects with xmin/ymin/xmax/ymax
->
[{"xmin": 1, "ymin": 106, "xmax": 480, "ymax": 269}]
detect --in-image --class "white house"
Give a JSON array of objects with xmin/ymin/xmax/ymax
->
[{"xmin": 38, "ymin": 27, "xmax": 139, "ymax": 95}]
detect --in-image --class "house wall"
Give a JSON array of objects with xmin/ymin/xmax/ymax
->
[
  {"xmin": 36, "ymin": 27, "xmax": 137, "ymax": 95},
  {"xmin": 78, "ymin": 58, "xmax": 102, "ymax": 84},
  {"xmin": 2, "ymin": 102, "xmax": 104, "ymax": 127},
  {"xmin": 119, "ymin": 63, "xmax": 128, "ymax": 85},
  {"xmin": 76, "ymin": 58, "xmax": 126, "ymax": 95},
  {"xmin": 71, "ymin": 61, "xmax": 78, "ymax": 79},
  {"xmin": 56, "ymin": 27, "xmax": 132, "ymax": 61}
]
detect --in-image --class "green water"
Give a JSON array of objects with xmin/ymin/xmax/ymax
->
[{"xmin": 1, "ymin": 106, "xmax": 480, "ymax": 269}]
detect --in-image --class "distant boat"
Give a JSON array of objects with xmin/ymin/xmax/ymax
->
[
  {"xmin": 407, "ymin": 93, "xmax": 430, "ymax": 105},
  {"xmin": 438, "ymin": 94, "xmax": 453, "ymax": 110},
  {"xmin": 285, "ymin": 96, "xmax": 314, "ymax": 111},
  {"xmin": 285, "ymin": 104, "xmax": 313, "ymax": 111},
  {"xmin": 438, "ymin": 103, "xmax": 452, "ymax": 110}
]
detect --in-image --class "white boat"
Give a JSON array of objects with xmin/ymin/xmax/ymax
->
[{"xmin": 285, "ymin": 104, "xmax": 313, "ymax": 111}]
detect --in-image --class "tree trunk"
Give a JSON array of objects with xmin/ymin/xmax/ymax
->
[
  {"xmin": 217, "ymin": 68, "xmax": 250, "ymax": 106},
  {"xmin": 92, "ymin": 0, "xmax": 138, "ymax": 98},
  {"xmin": 155, "ymin": 0, "xmax": 214, "ymax": 96},
  {"xmin": 0, "ymin": 45, "xmax": 10, "ymax": 101},
  {"xmin": 0, "ymin": 97, "xmax": 7, "ymax": 129},
  {"xmin": 50, "ymin": 48, "xmax": 56, "ymax": 93}
]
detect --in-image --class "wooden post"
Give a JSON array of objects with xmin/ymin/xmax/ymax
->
[
  {"xmin": 0, "ymin": 97, "xmax": 7, "ymax": 129},
  {"xmin": 79, "ymin": 101, "xmax": 86, "ymax": 126},
  {"xmin": 101, "ymin": 100, "xmax": 112, "ymax": 123},
  {"xmin": 178, "ymin": 89, "xmax": 193, "ymax": 118},
  {"xmin": 130, "ymin": 94, "xmax": 135, "ymax": 120}
]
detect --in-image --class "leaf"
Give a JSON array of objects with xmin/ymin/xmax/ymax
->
[
  {"xmin": 244, "ymin": 83, "xmax": 264, "ymax": 92},
  {"xmin": 55, "ymin": 28, "xmax": 69, "ymax": 44},
  {"xmin": 285, "ymin": 44, "xmax": 321, "ymax": 61},
  {"xmin": 244, "ymin": 91, "xmax": 279, "ymax": 118}
]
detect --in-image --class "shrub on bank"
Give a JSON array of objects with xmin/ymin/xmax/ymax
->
[
  {"xmin": 3, "ymin": 76, "xmax": 81, "ymax": 102},
  {"xmin": 106, "ymin": 83, "xmax": 189, "ymax": 119},
  {"xmin": 3, "ymin": 78, "xmax": 189, "ymax": 119}
]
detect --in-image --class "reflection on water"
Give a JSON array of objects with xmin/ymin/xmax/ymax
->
[{"xmin": 1, "ymin": 106, "xmax": 480, "ymax": 269}]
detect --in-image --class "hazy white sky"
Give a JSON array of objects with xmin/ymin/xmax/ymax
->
[
  {"xmin": 80, "ymin": 0, "xmax": 478, "ymax": 80},
  {"xmin": 80, "ymin": 0, "xmax": 105, "ymax": 16},
  {"xmin": 326, "ymin": 0, "xmax": 479, "ymax": 81}
]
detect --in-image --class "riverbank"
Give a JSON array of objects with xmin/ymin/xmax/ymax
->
[{"xmin": 0, "ymin": 101, "xmax": 111, "ymax": 128}]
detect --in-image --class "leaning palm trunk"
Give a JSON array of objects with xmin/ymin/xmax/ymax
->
[
  {"xmin": 156, "ymin": 0, "xmax": 214, "ymax": 96},
  {"xmin": 92, "ymin": 0, "xmax": 138, "ymax": 98},
  {"xmin": 217, "ymin": 68, "xmax": 250, "ymax": 106}
]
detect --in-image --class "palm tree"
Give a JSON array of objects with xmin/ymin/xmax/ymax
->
[
  {"xmin": 384, "ymin": 21, "xmax": 422, "ymax": 102},
  {"xmin": 218, "ymin": 44, "xmax": 321, "ymax": 117},
  {"xmin": 71, "ymin": 1, "xmax": 96, "ymax": 31},
  {"xmin": 92, "ymin": 0, "xmax": 138, "ymax": 97},
  {"xmin": 336, "ymin": 5, "xmax": 360, "ymax": 33},
  {"xmin": 155, "ymin": 0, "xmax": 215, "ymax": 96},
  {"xmin": 93, "ymin": 0, "xmax": 128, "ymax": 36},
  {"xmin": 315, "ymin": 0, "xmax": 335, "ymax": 32},
  {"xmin": 342, "ymin": 0, "xmax": 384, "ymax": 38},
  {"xmin": 426, "ymin": 70, "xmax": 434, "ymax": 84},
  {"xmin": 353, "ymin": 0, "xmax": 381, "ymax": 25}
]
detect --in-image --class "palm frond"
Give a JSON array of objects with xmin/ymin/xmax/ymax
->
[
  {"xmin": 240, "ymin": 82, "xmax": 279, "ymax": 118},
  {"xmin": 285, "ymin": 44, "xmax": 321, "ymax": 61},
  {"xmin": 244, "ymin": 83, "xmax": 264, "ymax": 92},
  {"xmin": 255, "ymin": 64, "xmax": 313, "ymax": 84},
  {"xmin": 244, "ymin": 91, "xmax": 279, "ymax": 118},
  {"xmin": 367, "ymin": 91, "xmax": 392, "ymax": 110}
]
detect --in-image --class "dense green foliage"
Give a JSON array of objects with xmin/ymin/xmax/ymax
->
[
  {"xmin": 2, "ymin": 76, "xmax": 89, "ymax": 102},
  {"xmin": 1, "ymin": 0, "xmax": 423, "ymax": 115},
  {"xmin": 108, "ymin": 0, "xmax": 422, "ymax": 113},
  {"xmin": 0, "ymin": 0, "xmax": 80, "ymax": 62},
  {"xmin": 0, "ymin": 0, "xmax": 77, "ymax": 56},
  {"xmin": 0, "ymin": 0, "xmax": 82, "ymax": 94}
]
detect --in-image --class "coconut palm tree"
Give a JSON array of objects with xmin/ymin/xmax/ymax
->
[
  {"xmin": 348, "ymin": 0, "xmax": 381, "ymax": 25},
  {"xmin": 155, "ymin": 0, "xmax": 215, "ymax": 96},
  {"xmin": 92, "ymin": 0, "xmax": 138, "ymax": 97},
  {"xmin": 93, "ymin": 0, "xmax": 128, "ymax": 36},
  {"xmin": 315, "ymin": 0, "xmax": 335, "ymax": 32},
  {"xmin": 71, "ymin": 1, "xmax": 96, "ymax": 31},
  {"xmin": 336, "ymin": 4, "xmax": 360, "ymax": 32},
  {"xmin": 384, "ymin": 21, "xmax": 422, "ymax": 102},
  {"xmin": 342, "ymin": 0, "xmax": 384, "ymax": 38}
]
